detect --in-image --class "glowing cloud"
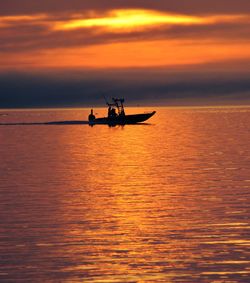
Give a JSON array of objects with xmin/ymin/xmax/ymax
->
[{"xmin": 0, "ymin": 14, "xmax": 48, "ymax": 28}]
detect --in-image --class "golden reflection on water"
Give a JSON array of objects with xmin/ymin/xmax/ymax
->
[{"xmin": 0, "ymin": 107, "xmax": 250, "ymax": 282}]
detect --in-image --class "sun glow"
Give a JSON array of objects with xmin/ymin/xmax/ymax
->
[
  {"xmin": 52, "ymin": 9, "xmax": 249, "ymax": 32},
  {"xmin": 53, "ymin": 9, "xmax": 200, "ymax": 31}
]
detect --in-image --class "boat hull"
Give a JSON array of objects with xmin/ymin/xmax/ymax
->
[{"xmin": 90, "ymin": 111, "xmax": 156, "ymax": 125}]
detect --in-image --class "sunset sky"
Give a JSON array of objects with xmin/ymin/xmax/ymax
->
[{"xmin": 0, "ymin": 0, "xmax": 250, "ymax": 107}]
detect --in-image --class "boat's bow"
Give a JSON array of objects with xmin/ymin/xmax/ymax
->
[{"xmin": 124, "ymin": 111, "xmax": 156, "ymax": 124}]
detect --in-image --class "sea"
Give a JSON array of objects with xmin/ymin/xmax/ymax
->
[{"xmin": 0, "ymin": 106, "xmax": 250, "ymax": 282}]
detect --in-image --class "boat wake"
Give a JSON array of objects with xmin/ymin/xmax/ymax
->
[
  {"xmin": 0, "ymin": 120, "xmax": 89, "ymax": 126},
  {"xmin": 0, "ymin": 120, "xmax": 151, "ymax": 126}
]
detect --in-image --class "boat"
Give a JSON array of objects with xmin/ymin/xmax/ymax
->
[{"xmin": 88, "ymin": 98, "xmax": 156, "ymax": 125}]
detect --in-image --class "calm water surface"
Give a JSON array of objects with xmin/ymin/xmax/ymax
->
[{"xmin": 0, "ymin": 107, "xmax": 250, "ymax": 282}]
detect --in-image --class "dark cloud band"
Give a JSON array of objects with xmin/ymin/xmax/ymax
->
[
  {"xmin": 1, "ymin": 69, "xmax": 250, "ymax": 108},
  {"xmin": 1, "ymin": 1, "xmax": 250, "ymax": 16}
]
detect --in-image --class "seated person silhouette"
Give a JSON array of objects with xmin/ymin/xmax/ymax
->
[
  {"xmin": 109, "ymin": 107, "xmax": 117, "ymax": 118},
  {"xmin": 88, "ymin": 109, "xmax": 96, "ymax": 122}
]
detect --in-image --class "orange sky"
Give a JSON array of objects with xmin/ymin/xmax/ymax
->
[
  {"xmin": 0, "ymin": 6, "xmax": 250, "ymax": 70},
  {"xmin": 2, "ymin": 39, "xmax": 250, "ymax": 70}
]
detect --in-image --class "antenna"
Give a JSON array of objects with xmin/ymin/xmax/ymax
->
[{"xmin": 102, "ymin": 94, "xmax": 109, "ymax": 106}]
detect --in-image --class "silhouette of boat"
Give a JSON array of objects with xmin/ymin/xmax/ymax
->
[{"xmin": 88, "ymin": 98, "xmax": 156, "ymax": 125}]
